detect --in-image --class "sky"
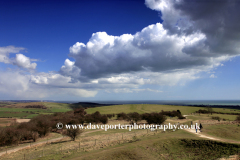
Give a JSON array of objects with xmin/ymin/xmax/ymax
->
[{"xmin": 1, "ymin": 0, "xmax": 240, "ymax": 101}]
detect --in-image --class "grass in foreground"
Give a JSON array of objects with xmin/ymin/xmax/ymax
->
[
  {"xmin": 0, "ymin": 103, "xmax": 239, "ymax": 160},
  {"xmin": 48, "ymin": 130, "xmax": 239, "ymax": 160},
  {"xmin": 2, "ymin": 124, "xmax": 239, "ymax": 160}
]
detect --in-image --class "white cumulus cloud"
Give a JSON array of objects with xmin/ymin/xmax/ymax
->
[
  {"xmin": 14, "ymin": 54, "xmax": 37, "ymax": 70},
  {"xmin": 57, "ymin": 0, "xmax": 240, "ymax": 89},
  {"xmin": 0, "ymin": 46, "xmax": 37, "ymax": 70},
  {"xmin": 2, "ymin": 0, "xmax": 240, "ymax": 99},
  {"xmin": 0, "ymin": 70, "xmax": 97, "ymax": 99},
  {"xmin": 0, "ymin": 46, "xmax": 25, "ymax": 64}
]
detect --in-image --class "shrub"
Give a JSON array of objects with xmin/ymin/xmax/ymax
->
[
  {"xmin": 196, "ymin": 109, "xmax": 209, "ymax": 114},
  {"xmin": 236, "ymin": 115, "xmax": 240, "ymax": 121},
  {"xmin": 100, "ymin": 115, "xmax": 108, "ymax": 124},
  {"xmin": 0, "ymin": 128, "xmax": 7, "ymax": 146},
  {"xmin": 141, "ymin": 113, "xmax": 150, "ymax": 120},
  {"xmin": 207, "ymin": 107, "xmax": 213, "ymax": 115},
  {"xmin": 117, "ymin": 112, "xmax": 128, "ymax": 120},
  {"xmin": 20, "ymin": 129, "xmax": 32, "ymax": 141},
  {"xmin": 85, "ymin": 114, "xmax": 94, "ymax": 123},
  {"xmin": 0, "ymin": 127, "xmax": 23, "ymax": 146},
  {"xmin": 67, "ymin": 118, "xmax": 79, "ymax": 125},
  {"xmin": 63, "ymin": 128, "xmax": 83, "ymax": 141},
  {"xmin": 212, "ymin": 116, "xmax": 221, "ymax": 121},
  {"xmin": 177, "ymin": 110, "xmax": 181, "ymax": 115},
  {"xmin": 30, "ymin": 115, "xmax": 52, "ymax": 137},
  {"xmin": 78, "ymin": 116, "xmax": 85, "ymax": 125},
  {"xmin": 143, "ymin": 113, "xmax": 166, "ymax": 125},
  {"xmin": 92, "ymin": 111, "xmax": 102, "ymax": 123},
  {"xmin": 74, "ymin": 108, "xmax": 86, "ymax": 116},
  {"xmin": 25, "ymin": 104, "xmax": 47, "ymax": 109},
  {"xmin": 32, "ymin": 132, "xmax": 39, "ymax": 142},
  {"xmin": 127, "ymin": 112, "xmax": 141, "ymax": 124},
  {"xmin": 160, "ymin": 110, "xmax": 182, "ymax": 117},
  {"xmin": 106, "ymin": 114, "xmax": 113, "ymax": 119}
]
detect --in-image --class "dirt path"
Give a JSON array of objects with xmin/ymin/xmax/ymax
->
[
  {"xmin": 185, "ymin": 128, "xmax": 240, "ymax": 144},
  {"xmin": 184, "ymin": 128, "xmax": 240, "ymax": 160},
  {"xmin": 0, "ymin": 129, "xmax": 103, "ymax": 157},
  {"xmin": 185, "ymin": 128, "xmax": 222, "ymax": 140},
  {"xmin": 16, "ymin": 118, "xmax": 30, "ymax": 123},
  {"xmin": 0, "ymin": 136, "xmax": 63, "ymax": 157},
  {"xmin": 184, "ymin": 119, "xmax": 240, "ymax": 144}
]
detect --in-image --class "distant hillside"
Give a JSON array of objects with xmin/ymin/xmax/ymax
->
[
  {"xmin": 69, "ymin": 102, "xmax": 117, "ymax": 109},
  {"xmin": 165, "ymin": 104, "xmax": 240, "ymax": 110}
]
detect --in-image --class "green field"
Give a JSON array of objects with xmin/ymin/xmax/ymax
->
[
  {"xmin": 0, "ymin": 102, "xmax": 239, "ymax": 119},
  {"xmin": 0, "ymin": 102, "xmax": 72, "ymax": 118},
  {"xmin": 86, "ymin": 104, "xmax": 240, "ymax": 115},
  {"xmin": 0, "ymin": 111, "xmax": 32, "ymax": 118}
]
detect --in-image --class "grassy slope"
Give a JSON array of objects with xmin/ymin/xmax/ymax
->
[
  {"xmin": 67, "ymin": 130, "xmax": 199, "ymax": 160},
  {"xmin": 38, "ymin": 129, "xmax": 240, "ymax": 160},
  {"xmin": 203, "ymin": 124, "xmax": 240, "ymax": 141},
  {"xmin": 0, "ymin": 102, "xmax": 72, "ymax": 118},
  {"xmin": 208, "ymin": 113, "xmax": 238, "ymax": 121},
  {"xmin": 188, "ymin": 114, "xmax": 238, "ymax": 121},
  {"xmin": 86, "ymin": 104, "xmax": 240, "ymax": 115},
  {"xmin": 43, "ymin": 102, "xmax": 72, "ymax": 112},
  {"xmin": 0, "ymin": 102, "xmax": 239, "ymax": 119}
]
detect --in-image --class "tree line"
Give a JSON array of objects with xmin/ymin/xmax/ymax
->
[
  {"xmin": 0, "ymin": 108, "xmax": 186, "ymax": 145},
  {"xmin": 195, "ymin": 109, "xmax": 240, "ymax": 115}
]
